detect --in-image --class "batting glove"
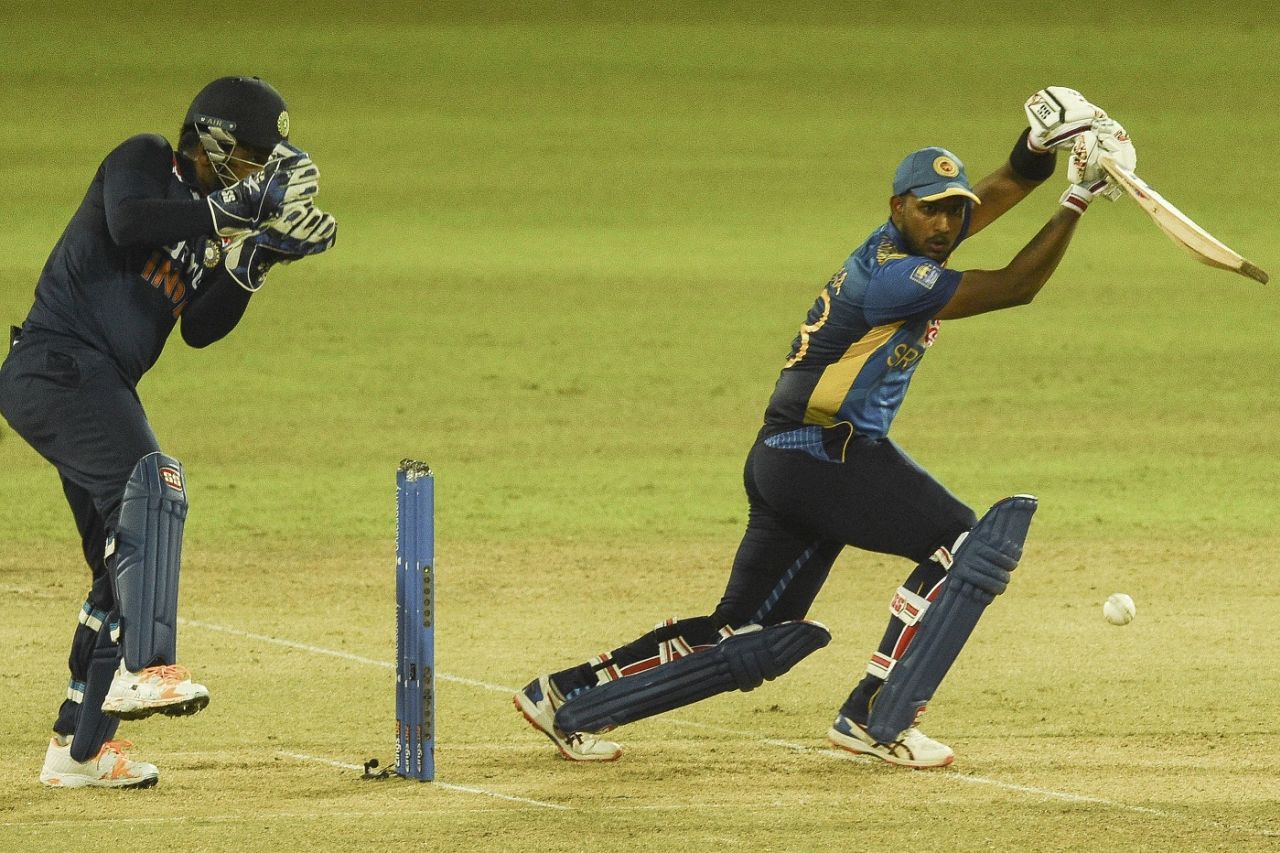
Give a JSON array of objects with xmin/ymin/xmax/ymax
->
[
  {"xmin": 1059, "ymin": 179, "xmax": 1109, "ymax": 214},
  {"xmin": 1067, "ymin": 118, "xmax": 1136, "ymax": 202},
  {"xmin": 208, "ymin": 151, "xmax": 319, "ymax": 238},
  {"xmin": 1025, "ymin": 86, "xmax": 1107, "ymax": 153}
]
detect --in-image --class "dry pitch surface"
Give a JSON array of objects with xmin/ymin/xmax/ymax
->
[{"xmin": 3, "ymin": 534, "xmax": 1279, "ymax": 851}]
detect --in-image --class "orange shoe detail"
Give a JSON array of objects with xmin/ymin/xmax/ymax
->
[{"xmin": 102, "ymin": 741, "xmax": 139, "ymax": 780}]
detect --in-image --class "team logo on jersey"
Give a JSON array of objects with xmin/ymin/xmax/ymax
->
[
  {"xmin": 278, "ymin": 110, "xmax": 290, "ymax": 137},
  {"xmin": 202, "ymin": 239, "xmax": 223, "ymax": 269},
  {"xmin": 910, "ymin": 263, "xmax": 940, "ymax": 289},
  {"xmin": 159, "ymin": 466, "xmax": 184, "ymax": 493},
  {"xmin": 933, "ymin": 156, "xmax": 959, "ymax": 177}
]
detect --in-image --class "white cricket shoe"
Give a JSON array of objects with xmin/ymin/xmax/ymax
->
[
  {"xmin": 827, "ymin": 714, "xmax": 955, "ymax": 768},
  {"xmin": 514, "ymin": 676, "xmax": 622, "ymax": 762},
  {"xmin": 40, "ymin": 735, "xmax": 159, "ymax": 789},
  {"xmin": 101, "ymin": 663, "xmax": 210, "ymax": 720}
]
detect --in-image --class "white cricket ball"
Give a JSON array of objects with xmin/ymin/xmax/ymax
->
[{"xmin": 1103, "ymin": 593, "xmax": 1136, "ymax": 626}]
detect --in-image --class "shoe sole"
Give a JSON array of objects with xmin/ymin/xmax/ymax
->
[
  {"xmin": 102, "ymin": 694, "xmax": 210, "ymax": 722},
  {"xmin": 827, "ymin": 727, "xmax": 954, "ymax": 769},
  {"xmin": 512, "ymin": 694, "xmax": 621, "ymax": 763},
  {"xmin": 41, "ymin": 774, "xmax": 159, "ymax": 789}
]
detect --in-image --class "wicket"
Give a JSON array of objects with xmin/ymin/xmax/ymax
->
[{"xmin": 395, "ymin": 459, "xmax": 435, "ymax": 781}]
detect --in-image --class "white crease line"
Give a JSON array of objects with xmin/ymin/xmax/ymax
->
[
  {"xmin": 279, "ymin": 751, "xmax": 570, "ymax": 811},
  {"xmin": 938, "ymin": 768, "xmax": 1164, "ymax": 813},
  {"xmin": 816, "ymin": 749, "xmax": 1168, "ymax": 811},
  {"xmin": 179, "ymin": 617, "xmax": 510, "ymax": 693},
  {"xmin": 183, "ymin": 618, "xmax": 1279, "ymax": 837}
]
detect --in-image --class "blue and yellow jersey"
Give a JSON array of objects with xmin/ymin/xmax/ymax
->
[{"xmin": 762, "ymin": 218, "xmax": 967, "ymax": 440}]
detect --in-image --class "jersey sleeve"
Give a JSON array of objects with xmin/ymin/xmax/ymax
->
[
  {"xmin": 180, "ymin": 264, "xmax": 253, "ymax": 348},
  {"xmin": 863, "ymin": 256, "xmax": 962, "ymax": 325},
  {"xmin": 101, "ymin": 135, "xmax": 211, "ymax": 247}
]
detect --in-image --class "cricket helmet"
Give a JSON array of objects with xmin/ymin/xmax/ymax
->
[{"xmin": 184, "ymin": 76, "xmax": 290, "ymax": 186}]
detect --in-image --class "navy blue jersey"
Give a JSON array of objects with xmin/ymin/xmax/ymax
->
[
  {"xmin": 22, "ymin": 135, "xmax": 240, "ymax": 385},
  {"xmin": 763, "ymin": 217, "xmax": 968, "ymax": 439}
]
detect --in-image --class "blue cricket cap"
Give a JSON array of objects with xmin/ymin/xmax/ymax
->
[{"xmin": 892, "ymin": 147, "xmax": 981, "ymax": 204}]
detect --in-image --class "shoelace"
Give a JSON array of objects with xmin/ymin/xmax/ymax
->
[
  {"xmin": 139, "ymin": 664, "xmax": 191, "ymax": 682},
  {"xmin": 98, "ymin": 739, "xmax": 135, "ymax": 758}
]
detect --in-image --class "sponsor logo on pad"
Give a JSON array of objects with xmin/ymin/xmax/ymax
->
[{"xmin": 160, "ymin": 466, "xmax": 184, "ymax": 492}]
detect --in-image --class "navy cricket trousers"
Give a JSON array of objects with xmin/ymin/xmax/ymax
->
[
  {"xmin": 0, "ymin": 330, "xmax": 161, "ymax": 733},
  {"xmin": 713, "ymin": 422, "xmax": 978, "ymax": 628}
]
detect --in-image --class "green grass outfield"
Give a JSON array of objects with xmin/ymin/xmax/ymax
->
[{"xmin": 1, "ymin": 3, "xmax": 1278, "ymax": 850}]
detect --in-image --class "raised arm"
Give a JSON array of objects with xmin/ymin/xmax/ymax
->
[
  {"xmin": 937, "ymin": 119, "xmax": 1137, "ymax": 321},
  {"xmin": 935, "ymin": 205, "xmax": 1080, "ymax": 320},
  {"xmin": 966, "ymin": 87, "xmax": 1108, "ymax": 237}
]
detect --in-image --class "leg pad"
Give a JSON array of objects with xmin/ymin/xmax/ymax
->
[
  {"xmin": 112, "ymin": 452, "xmax": 188, "ymax": 672},
  {"xmin": 866, "ymin": 495, "xmax": 1037, "ymax": 743},
  {"xmin": 555, "ymin": 620, "xmax": 831, "ymax": 735},
  {"xmin": 69, "ymin": 620, "xmax": 122, "ymax": 762}
]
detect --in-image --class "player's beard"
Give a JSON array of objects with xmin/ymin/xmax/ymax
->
[
  {"xmin": 921, "ymin": 234, "xmax": 954, "ymax": 261},
  {"xmin": 903, "ymin": 229, "xmax": 954, "ymax": 262}
]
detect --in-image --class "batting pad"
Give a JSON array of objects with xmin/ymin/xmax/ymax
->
[
  {"xmin": 69, "ymin": 620, "xmax": 123, "ymax": 762},
  {"xmin": 866, "ymin": 495, "xmax": 1037, "ymax": 744},
  {"xmin": 554, "ymin": 620, "xmax": 831, "ymax": 735},
  {"xmin": 112, "ymin": 452, "xmax": 188, "ymax": 672}
]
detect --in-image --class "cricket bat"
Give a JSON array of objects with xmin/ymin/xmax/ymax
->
[{"xmin": 1099, "ymin": 154, "xmax": 1268, "ymax": 285}]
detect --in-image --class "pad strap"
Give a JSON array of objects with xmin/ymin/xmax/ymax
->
[
  {"xmin": 929, "ymin": 531, "xmax": 967, "ymax": 569},
  {"xmin": 868, "ymin": 579, "xmax": 945, "ymax": 679},
  {"xmin": 866, "ymin": 652, "xmax": 895, "ymax": 680},
  {"xmin": 658, "ymin": 617, "xmax": 697, "ymax": 664},
  {"xmin": 889, "ymin": 586, "xmax": 930, "ymax": 627},
  {"xmin": 591, "ymin": 617, "xmax": 720, "ymax": 684}
]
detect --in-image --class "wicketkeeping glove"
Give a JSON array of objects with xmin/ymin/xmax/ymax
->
[
  {"xmin": 1024, "ymin": 86, "xmax": 1107, "ymax": 152},
  {"xmin": 1067, "ymin": 118, "xmax": 1136, "ymax": 201},
  {"xmin": 223, "ymin": 202, "xmax": 338, "ymax": 292},
  {"xmin": 222, "ymin": 235, "xmax": 290, "ymax": 292},
  {"xmin": 259, "ymin": 201, "xmax": 337, "ymax": 258},
  {"xmin": 207, "ymin": 150, "xmax": 319, "ymax": 237}
]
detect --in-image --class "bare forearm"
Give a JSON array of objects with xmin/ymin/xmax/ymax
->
[
  {"xmin": 1000, "ymin": 207, "xmax": 1080, "ymax": 301},
  {"xmin": 936, "ymin": 208, "xmax": 1079, "ymax": 320}
]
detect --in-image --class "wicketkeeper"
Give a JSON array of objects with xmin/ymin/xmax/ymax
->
[
  {"xmin": 516, "ymin": 88, "xmax": 1135, "ymax": 767},
  {"xmin": 0, "ymin": 76, "xmax": 336, "ymax": 788}
]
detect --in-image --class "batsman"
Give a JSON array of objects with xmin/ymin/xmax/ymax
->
[
  {"xmin": 0, "ymin": 76, "xmax": 337, "ymax": 788},
  {"xmin": 516, "ymin": 88, "xmax": 1135, "ymax": 767}
]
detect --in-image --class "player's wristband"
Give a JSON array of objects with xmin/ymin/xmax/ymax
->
[{"xmin": 1009, "ymin": 127, "xmax": 1056, "ymax": 182}]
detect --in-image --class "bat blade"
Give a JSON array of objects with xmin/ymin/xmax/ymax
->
[{"xmin": 1099, "ymin": 154, "xmax": 1268, "ymax": 285}]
